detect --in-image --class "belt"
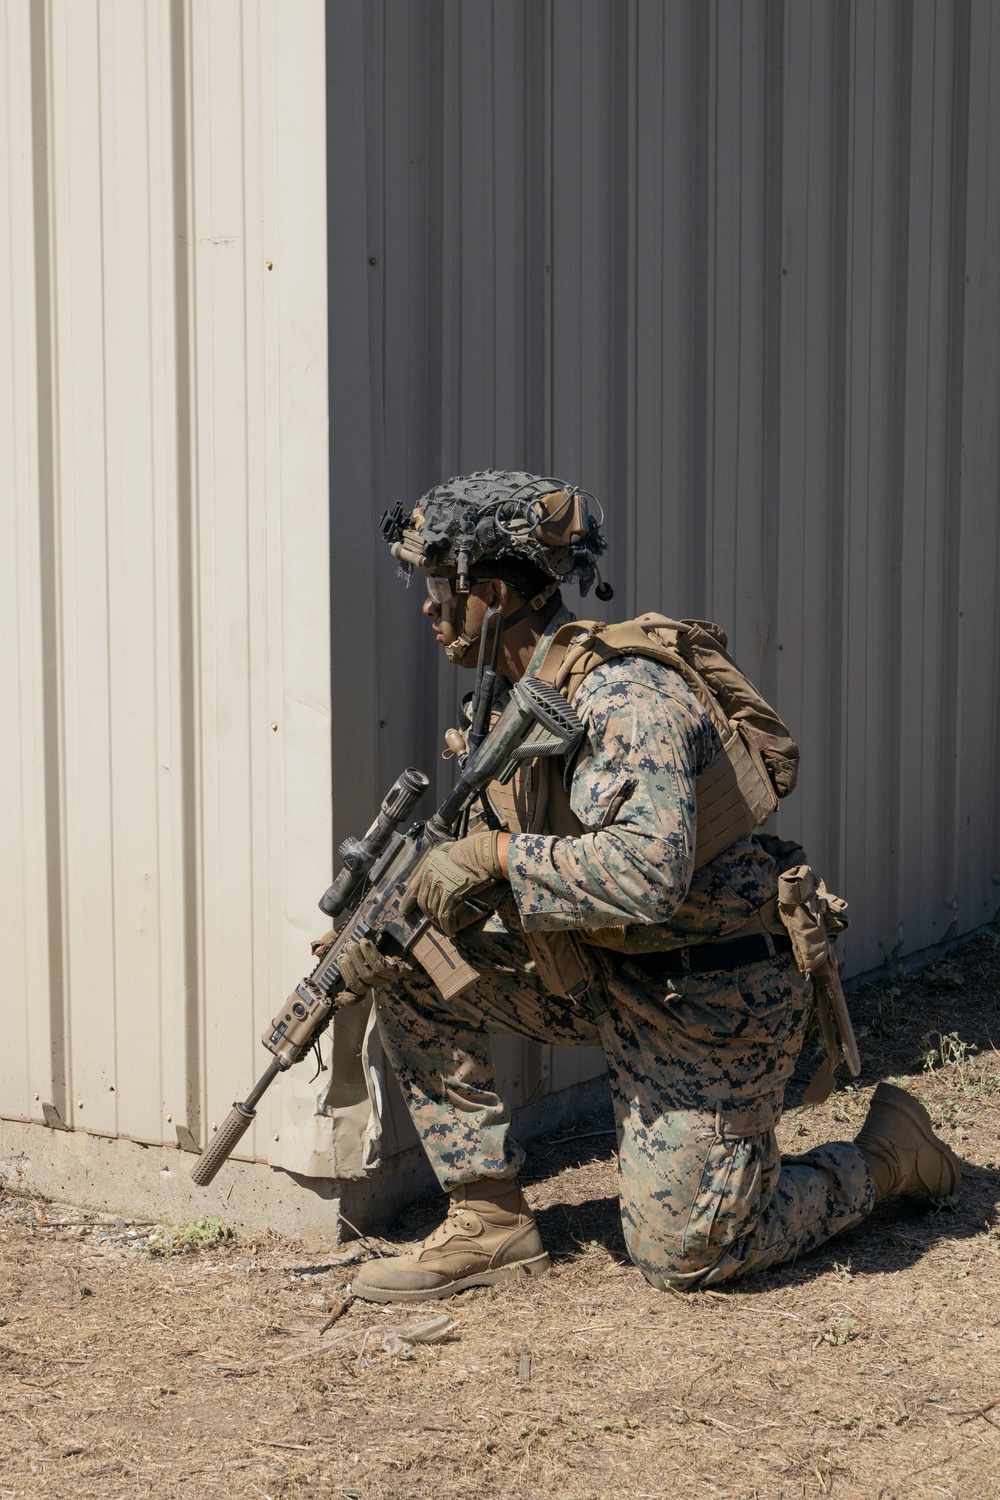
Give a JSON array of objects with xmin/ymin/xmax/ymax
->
[{"xmin": 629, "ymin": 931, "xmax": 792, "ymax": 977}]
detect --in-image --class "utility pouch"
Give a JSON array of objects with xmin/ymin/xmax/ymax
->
[
  {"xmin": 776, "ymin": 863, "xmax": 859, "ymax": 1103},
  {"xmin": 521, "ymin": 926, "xmax": 603, "ymax": 1005},
  {"xmin": 493, "ymin": 891, "xmax": 602, "ymax": 1005}
]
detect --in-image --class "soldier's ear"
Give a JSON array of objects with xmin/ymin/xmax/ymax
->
[{"xmin": 487, "ymin": 578, "xmax": 509, "ymax": 610}]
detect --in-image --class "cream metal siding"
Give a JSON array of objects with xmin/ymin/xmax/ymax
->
[
  {"xmin": 1, "ymin": 1, "xmax": 330, "ymax": 1166},
  {"xmin": 330, "ymin": 0, "xmax": 1000, "ymax": 997}
]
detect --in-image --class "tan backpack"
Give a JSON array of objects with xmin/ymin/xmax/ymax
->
[{"xmin": 519, "ymin": 612, "xmax": 799, "ymax": 867}]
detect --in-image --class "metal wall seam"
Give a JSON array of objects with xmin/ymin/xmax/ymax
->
[
  {"xmin": 32, "ymin": 0, "xmax": 71, "ymax": 1136},
  {"xmin": 0, "ymin": 1, "xmax": 52, "ymax": 1127},
  {"xmin": 266, "ymin": 0, "xmax": 333, "ymax": 1176},
  {"xmin": 961, "ymin": 2, "xmax": 1000, "ymax": 935},
  {"xmin": 898, "ymin": 1, "xmax": 961, "ymax": 958},
  {"xmin": 49, "ymin": 1, "xmax": 117, "ymax": 1140},
  {"xmin": 774, "ymin": 0, "xmax": 841, "ymax": 881},
  {"xmin": 838, "ymin": 1, "xmax": 906, "ymax": 974},
  {"xmin": 166, "ymin": 0, "xmax": 204, "ymax": 1159}
]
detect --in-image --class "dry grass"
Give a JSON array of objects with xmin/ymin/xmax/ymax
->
[{"xmin": 3, "ymin": 928, "xmax": 1000, "ymax": 1499}]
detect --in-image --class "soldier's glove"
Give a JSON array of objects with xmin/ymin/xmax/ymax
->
[
  {"xmin": 311, "ymin": 928, "xmax": 337, "ymax": 959},
  {"xmin": 406, "ymin": 829, "xmax": 506, "ymax": 937},
  {"xmin": 337, "ymin": 936, "xmax": 413, "ymax": 998}
]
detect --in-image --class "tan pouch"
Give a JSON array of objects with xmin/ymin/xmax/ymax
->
[
  {"xmin": 776, "ymin": 864, "xmax": 859, "ymax": 1102},
  {"xmin": 521, "ymin": 927, "xmax": 602, "ymax": 1003},
  {"xmin": 493, "ymin": 890, "xmax": 602, "ymax": 1004}
]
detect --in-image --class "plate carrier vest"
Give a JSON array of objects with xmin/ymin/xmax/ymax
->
[
  {"xmin": 475, "ymin": 613, "xmax": 857, "ymax": 1103},
  {"xmin": 486, "ymin": 611, "xmax": 799, "ymax": 873}
]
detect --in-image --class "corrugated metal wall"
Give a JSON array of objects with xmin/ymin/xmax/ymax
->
[
  {"xmin": 329, "ymin": 0, "xmax": 1000, "ymax": 994},
  {"xmin": 1, "ymin": 1, "xmax": 331, "ymax": 1170},
  {"xmin": 5, "ymin": 0, "xmax": 1000, "ymax": 1196}
]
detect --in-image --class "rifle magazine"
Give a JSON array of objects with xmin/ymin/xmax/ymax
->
[{"xmin": 411, "ymin": 926, "xmax": 479, "ymax": 1000}]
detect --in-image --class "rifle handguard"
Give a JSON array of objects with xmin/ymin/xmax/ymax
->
[{"xmin": 189, "ymin": 1104, "xmax": 255, "ymax": 1187}]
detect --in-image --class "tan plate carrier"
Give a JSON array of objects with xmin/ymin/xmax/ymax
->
[
  {"xmin": 479, "ymin": 613, "xmax": 858, "ymax": 1102},
  {"xmin": 487, "ymin": 611, "xmax": 793, "ymax": 872}
]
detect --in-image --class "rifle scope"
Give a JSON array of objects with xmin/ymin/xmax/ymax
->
[{"xmin": 318, "ymin": 767, "xmax": 429, "ymax": 919}]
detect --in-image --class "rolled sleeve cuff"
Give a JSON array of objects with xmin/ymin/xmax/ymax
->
[
  {"xmin": 507, "ymin": 831, "xmax": 689, "ymax": 933},
  {"xmin": 508, "ymin": 833, "xmax": 584, "ymax": 931}
]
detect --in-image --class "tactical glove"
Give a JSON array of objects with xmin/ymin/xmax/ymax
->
[
  {"xmin": 405, "ymin": 829, "xmax": 506, "ymax": 937},
  {"xmin": 336, "ymin": 935, "xmax": 413, "ymax": 998},
  {"xmin": 311, "ymin": 928, "xmax": 337, "ymax": 959}
]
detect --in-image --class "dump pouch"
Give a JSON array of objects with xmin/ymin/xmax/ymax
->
[
  {"xmin": 494, "ymin": 892, "xmax": 603, "ymax": 1004},
  {"xmin": 521, "ymin": 927, "xmax": 602, "ymax": 1003},
  {"xmin": 776, "ymin": 863, "xmax": 859, "ymax": 1103}
]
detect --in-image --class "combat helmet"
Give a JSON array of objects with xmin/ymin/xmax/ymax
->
[{"xmin": 381, "ymin": 469, "xmax": 612, "ymax": 662}]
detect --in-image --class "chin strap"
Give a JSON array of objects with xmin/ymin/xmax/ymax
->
[{"xmin": 444, "ymin": 581, "xmax": 562, "ymax": 665}]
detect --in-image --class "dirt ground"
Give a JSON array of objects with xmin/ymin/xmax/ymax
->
[{"xmin": 3, "ymin": 929, "xmax": 1000, "ymax": 1500}]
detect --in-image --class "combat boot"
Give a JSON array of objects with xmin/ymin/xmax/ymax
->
[
  {"xmin": 350, "ymin": 1178, "xmax": 549, "ymax": 1304},
  {"xmin": 854, "ymin": 1081, "xmax": 961, "ymax": 1202}
]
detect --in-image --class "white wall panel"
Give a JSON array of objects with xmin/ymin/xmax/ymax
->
[
  {"xmin": 0, "ymin": 0, "xmax": 54, "ymax": 1128},
  {"xmin": 1, "ymin": 0, "xmax": 330, "ymax": 1173}
]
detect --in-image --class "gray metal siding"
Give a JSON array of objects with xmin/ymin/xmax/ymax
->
[{"xmin": 328, "ymin": 0, "xmax": 1000, "ymax": 984}]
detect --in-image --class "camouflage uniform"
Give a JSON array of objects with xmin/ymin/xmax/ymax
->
[{"xmin": 374, "ymin": 607, "xmax": 875, "ymax": 1288}]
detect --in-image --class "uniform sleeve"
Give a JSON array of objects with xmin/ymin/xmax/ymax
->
[{"xmin": 508, "ymin": 661, "xmax": 717, "ymax": 932}]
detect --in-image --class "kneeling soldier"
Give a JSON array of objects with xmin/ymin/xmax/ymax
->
[{"xmin": 339, "ymin": 470, "xmax": 958, "ymax": 1303}]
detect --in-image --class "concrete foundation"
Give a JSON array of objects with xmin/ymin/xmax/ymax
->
[{"xmin": 0, "ymin": 1074, "xmax": 612, "ymax": 1242}]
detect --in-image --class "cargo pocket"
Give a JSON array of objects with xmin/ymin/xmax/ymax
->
[
  {"xmin": 680, "ymin": 1093, "xmax": 780, "ymax": 1259},
  {"xmin": 681, "ymin": 1134, "xmax": 766, "ymax": 1258}
]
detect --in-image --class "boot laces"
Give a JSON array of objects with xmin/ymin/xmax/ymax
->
[{"xmin": 423, "ymin": 1198, "xmax": 480, "ymax": 1249}]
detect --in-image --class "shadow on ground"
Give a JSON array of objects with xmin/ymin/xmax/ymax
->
[{"xmin": 372, "ymin": 926, "xmax": 1000, "ymax": 1293}]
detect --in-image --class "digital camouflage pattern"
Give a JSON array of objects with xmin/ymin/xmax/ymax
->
[
  {"xmin": 374, "ymin": 926, "xmax": 874, "ymax": 1288},
  {"xmin": 372, "ymin": 603, "xmax": 875, "ymax": 1288},
  {"xmin": 507, "ymin": 606, "xmax": 780, "ymax": 941}
]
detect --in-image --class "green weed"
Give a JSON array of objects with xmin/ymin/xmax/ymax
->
[
  {"xmin": 830, "ymin": 1085, "xmax": 866, "ymax": 1127},
  {"xmin": 820, "ymin": 1318, "xmax": 860, "ymax": 1347},
  {"xmin": 918, "ymin": 1030, "xmax": 1000, "ymax": 1103},
  {"xmin": 920, "ymin": 1030, "xmax": 977, "ymax": 1076},
  {"xmin": 147, "ymin": 1216, "xmax": 234, "ymax": 1256},
  {"xmin": 923, "ymin": 963, "xmax": 966, "ymax": 989}
]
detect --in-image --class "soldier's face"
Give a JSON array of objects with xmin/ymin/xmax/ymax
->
[{"xmin": 422, "ymin": 577, "xmax": 501, "ymax": 656}]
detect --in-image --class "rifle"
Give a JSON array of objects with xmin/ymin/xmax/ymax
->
[{"xmin": 190, "ymin": 656, "xmax": 583, "ymax": 1187}]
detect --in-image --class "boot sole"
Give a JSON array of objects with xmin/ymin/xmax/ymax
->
[
  {"xmin": 871, "ymin": 1081, "xmax": 962, "ymax": 1199},
  {"xmin": 350, "ymin": 1251, "xmax": 551, "ymax": 1305}
]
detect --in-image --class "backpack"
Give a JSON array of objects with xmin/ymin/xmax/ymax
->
[{"xmin": 529, "ymin": 613, "xmax": 798, "ymax": 867}]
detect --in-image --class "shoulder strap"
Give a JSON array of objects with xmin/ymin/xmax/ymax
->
[{"xmin": 533, "ymin": 617, "xmax": 731, "ymax": 740}]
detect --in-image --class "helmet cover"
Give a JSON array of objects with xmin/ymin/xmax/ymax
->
[{"xmin": 380, "ymin": 469, "xmax": 609, "ymax": 598}]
